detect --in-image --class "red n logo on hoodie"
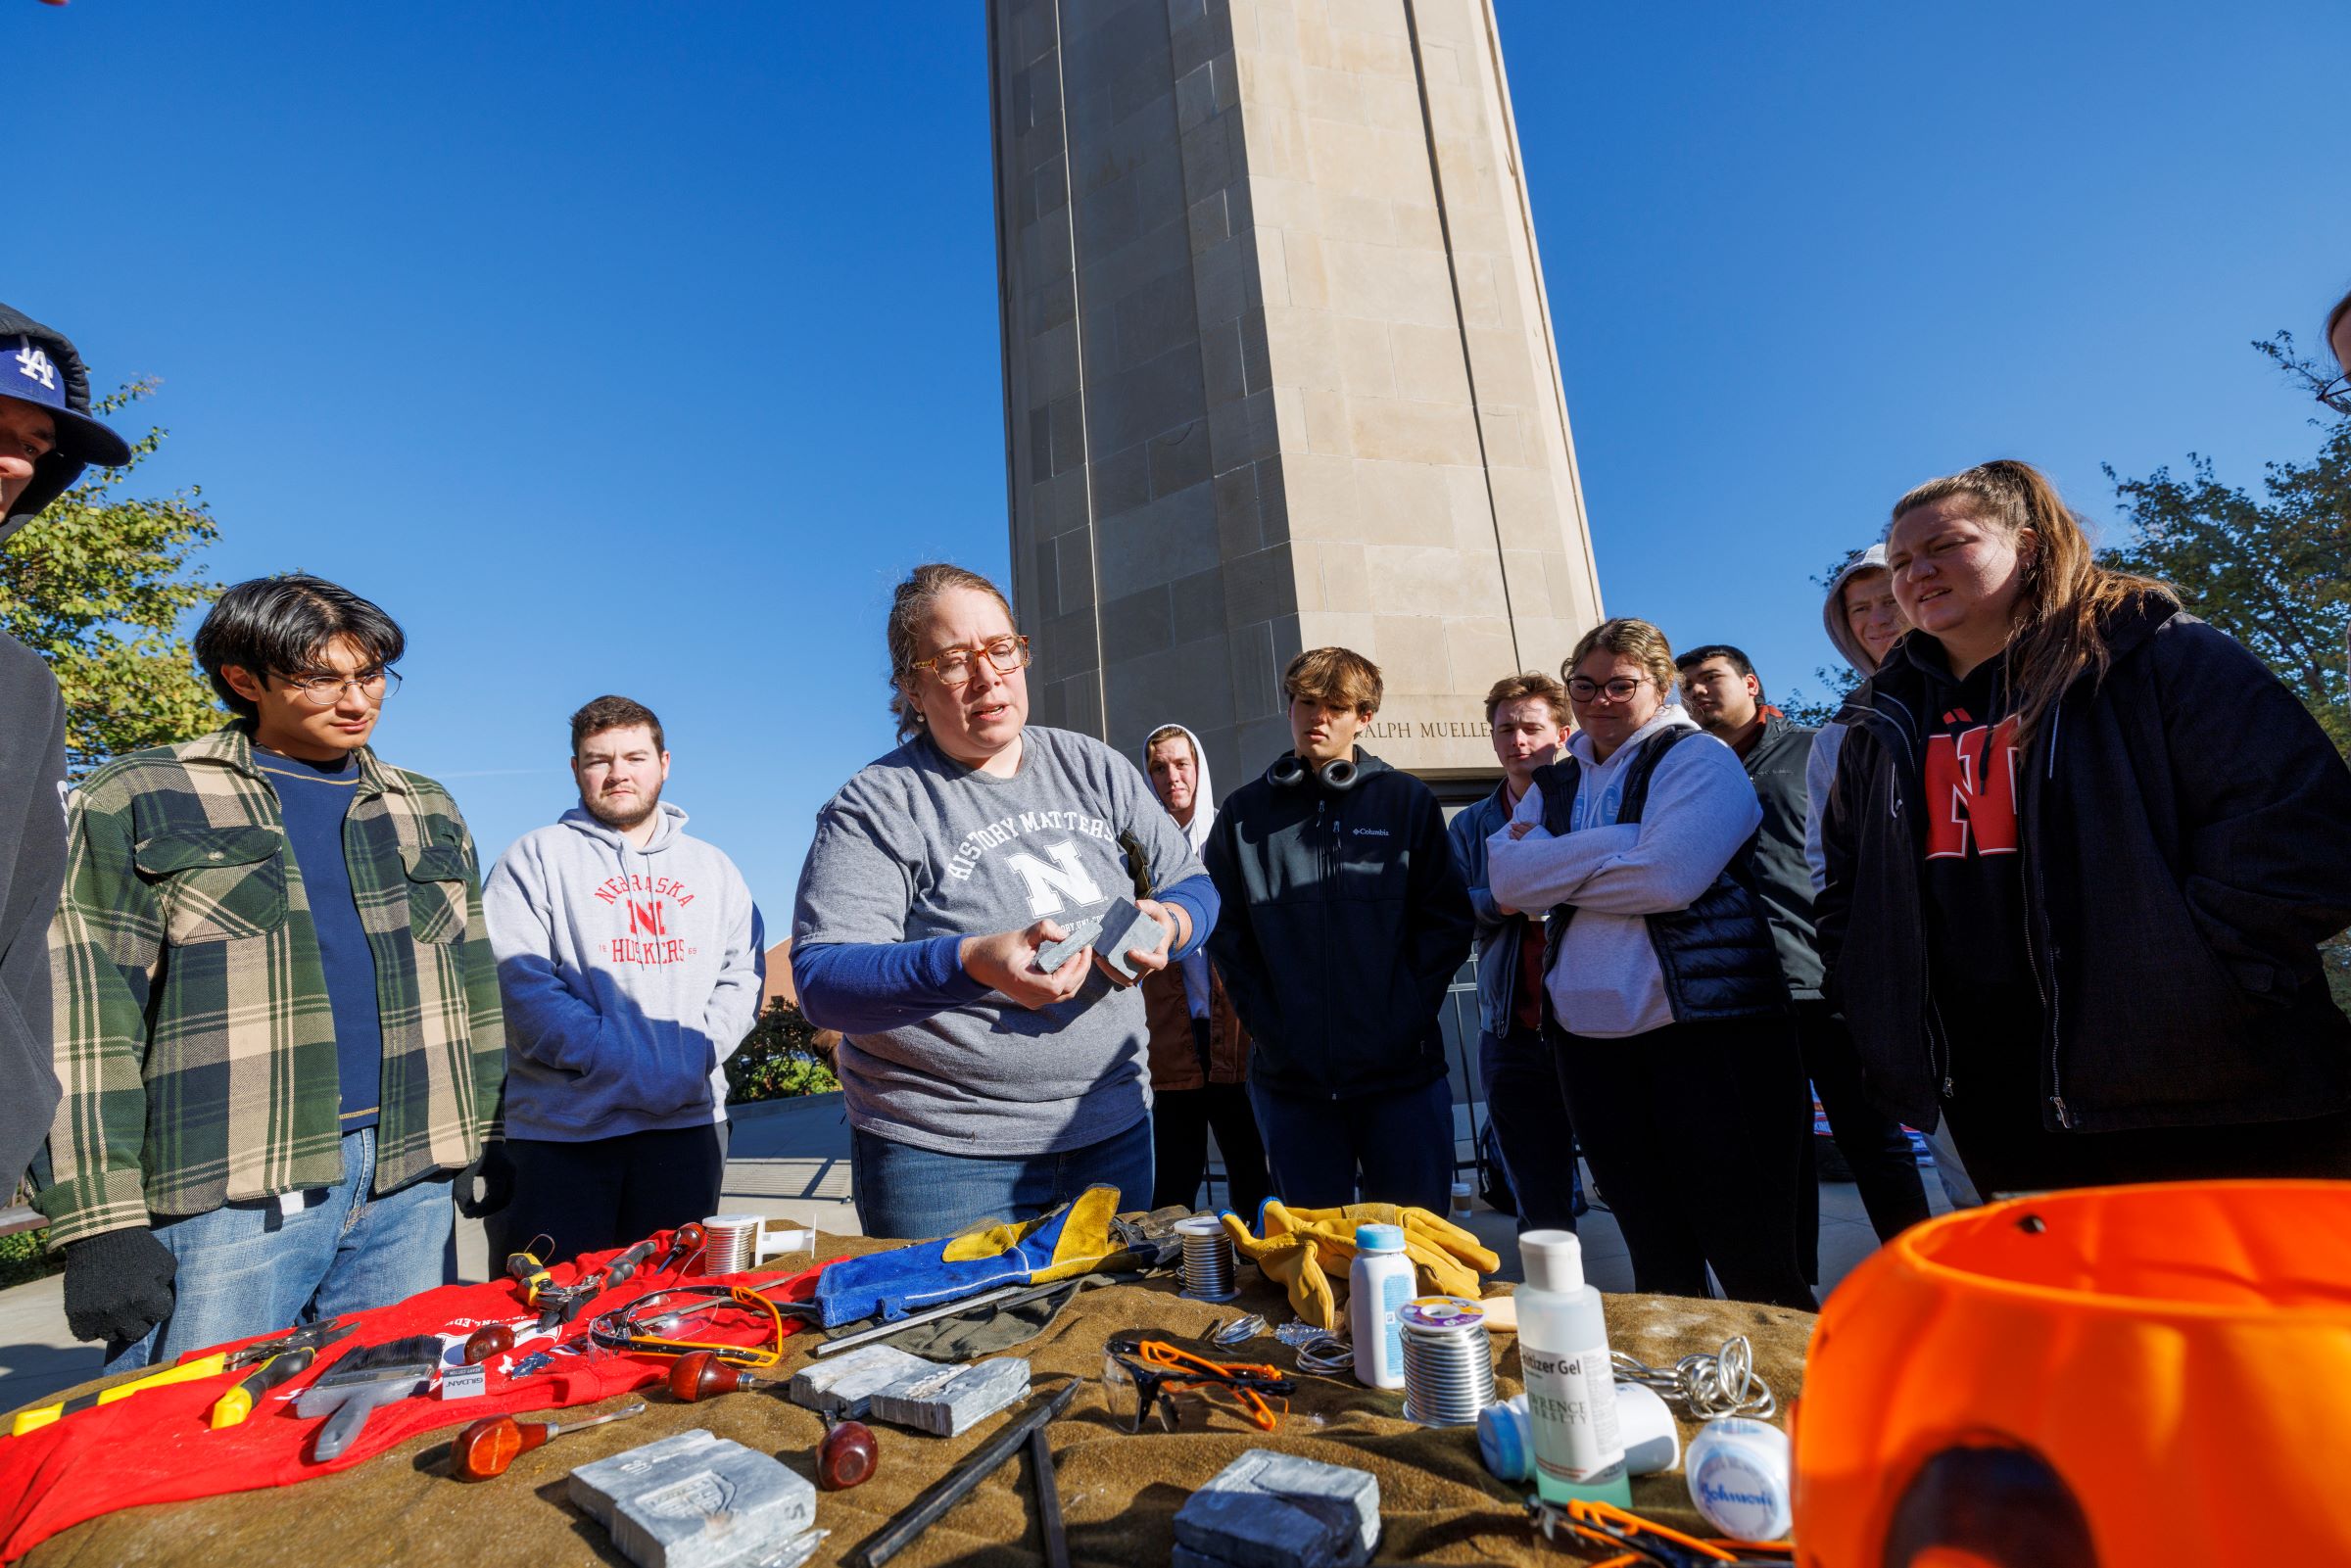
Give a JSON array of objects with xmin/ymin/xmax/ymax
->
[
  {"xmin": 1923, "ymin": 714, "xmax": 2020, "ymax": 859},
  {"xmin": 628, "ymin": 899, "xmax": 665, "ymax": 936}
]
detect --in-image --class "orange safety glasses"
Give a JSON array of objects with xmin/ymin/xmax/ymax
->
[{"xmin": 1102, "ymin": 1332, "xmax": 1295, "ymax": 1433}]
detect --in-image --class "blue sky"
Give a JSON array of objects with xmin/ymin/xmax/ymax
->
[{"xmin": 14, "ymin": 1, "xmax": 2349, "ymax": 918}]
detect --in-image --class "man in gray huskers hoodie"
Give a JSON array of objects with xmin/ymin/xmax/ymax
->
[{"xmin": 484, "ymin": 695, "xmax": 764, "ymax": 1263}]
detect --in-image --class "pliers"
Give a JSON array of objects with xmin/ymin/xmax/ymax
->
[
  {"xmin": 210, "ymin": 1319, "xmax": 360, "ymax": 1428},
  {"xmin": 1527, "ymin": 1497, "xmax": 1794, "ymax": 1568}
]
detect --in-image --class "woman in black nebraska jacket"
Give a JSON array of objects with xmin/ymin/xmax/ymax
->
[{"xmin": 1818, "ymin": 459, "xmax": 2351, "ymax": 1197}]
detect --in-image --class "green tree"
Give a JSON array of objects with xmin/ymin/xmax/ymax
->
[
  {"xmin": 0, "ymin": 381, "xmax": 222, "ymax": 774},
  {"xmin": 2099, "ymin": 334, "xmax": 2350, "ymax": 757},
  {"xmin": 724, "ymin": 999, "xmax": 841, "ymax": 1104}
]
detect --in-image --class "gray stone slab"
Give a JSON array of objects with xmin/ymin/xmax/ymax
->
[
  {"xmin": 1172, "ymin": 1449, "xmax": 1381, "ymax": 1568},
  {"xmin": 867, "ymin": 1355, "xmax": 1032, "ymax": 1438},
  {"xmin": 569, "ymin": 1430, "xmax": 727, "ymax": 1528},
  {"xmin": 591, "ymin": 1435, "xmax": 818, "ymax": 1568},
  {"xmin": 1092, "ymin": 898, "xmax": 1165, "ymax": 980},
  {"xmin": 786, "ymin": 1343, "xmax": 936, "ymax": 1420}
]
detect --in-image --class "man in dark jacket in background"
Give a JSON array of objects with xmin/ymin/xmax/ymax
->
[
  {"xmin": 0, "ymin": 305, "xmax": 131, "ymax": 1190},
  {"xmin": 1678, "ymin": 644, "xmax": 1931, "ymax": 1265},
  {"xmin": 1205, "ymin": 647, "xmax": 1474, "ymax": 1212}
]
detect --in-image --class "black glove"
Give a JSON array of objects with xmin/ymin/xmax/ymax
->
[
  {"xmin": 61, "ymin": 1228, "xmax": 177, "ymax": 1347},
  {"xmin": 456, "ymin": 1141, "xmax": 515, "ymax": 1219}
]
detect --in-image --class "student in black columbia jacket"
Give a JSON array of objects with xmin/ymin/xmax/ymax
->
[
  {"xmin": 1819, "ymin": 460, "xmax": 2351, "ymax": 1197},
  {"xmin": 1205, "ymin": 647, "xmax": 1473, "ymax": 1212}
]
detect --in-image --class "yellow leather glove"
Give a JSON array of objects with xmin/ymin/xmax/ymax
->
[
  {"xmin": 1218, "ymin": 1212, "xmax": 1342, "ymax": 1329},
  {"xmin": 1220, "ymin": 1201, "xmax": 1501, "ymax": 1329},
  {"xmin": 1267, "ymin": 1201, "xmax": 1500, "ymax": 1303}
]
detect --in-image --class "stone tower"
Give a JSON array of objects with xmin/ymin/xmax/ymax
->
[{"xmin": 987, "ymin": 0, "xmax": 1602, "ymax": 786}]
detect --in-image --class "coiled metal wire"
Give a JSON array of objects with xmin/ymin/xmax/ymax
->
[
  {"xmin": 1399, "ymin": 1299, "xmax": 1495, "ymax": 1426},
  {"xmin": 1609, "ymin": 1334, "xmax": 1775, "ymax": 1420}
]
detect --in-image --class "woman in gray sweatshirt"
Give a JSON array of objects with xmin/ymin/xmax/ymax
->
[{"xmin": 791, "ymin": 565, "xmax": 1219, "ymax": 1240}]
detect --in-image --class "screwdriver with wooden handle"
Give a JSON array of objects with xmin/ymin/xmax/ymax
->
[{"xmin": 452, "ymin": 1402, "xmax": 647, "ymax": 1480}]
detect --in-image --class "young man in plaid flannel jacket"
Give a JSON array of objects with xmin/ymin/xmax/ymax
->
[{"xmin": 35, "ymin": 575, "xmax": 507, "ymax": 1370}]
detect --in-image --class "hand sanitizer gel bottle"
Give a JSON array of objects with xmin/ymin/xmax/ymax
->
[
  {"xmin": 1515, "ymin": 1229, "xmax": 1631, "ymax": 1505},
  {"xmin": 1348, "ymin": 1223, "xmax": 1414, "ymax": 1389}
]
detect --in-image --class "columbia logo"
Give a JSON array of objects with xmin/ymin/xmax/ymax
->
[{"xmin": 1350, "ymin": 827, "xmax": 1390, "ymax": 836}]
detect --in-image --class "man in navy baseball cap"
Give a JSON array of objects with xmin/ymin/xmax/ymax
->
[
  {"xmin": 0, "ymin": 304, "xmax": 132, "ymax": 530},
  {"xmin": 0, "ymin": 303, "xmax": 128, "ymax": 1194}
]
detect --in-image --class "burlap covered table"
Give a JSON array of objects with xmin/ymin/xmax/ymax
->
[{"xmin": 17, "ymin": 1233, "xmax": 1812, "ymax": 1565}]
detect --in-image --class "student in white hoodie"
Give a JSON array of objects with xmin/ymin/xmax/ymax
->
[
  {"xmin": 1489, "ymin": 618, "xmax": 1813, "ymax": 1309},
  {"xmin": 483, "ymin": 695, "xmax": 764, "ymax": 1264}
]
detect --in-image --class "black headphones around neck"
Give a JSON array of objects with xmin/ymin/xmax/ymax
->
[{"xmin": 1266, "ymin": 753, "xmax": 1361, "ymax": 792}]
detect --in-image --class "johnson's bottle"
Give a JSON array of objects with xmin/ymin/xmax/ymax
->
[{"xmin": 1515, "ymin": 1229, "xmax": 1632, "ymax": 1505}]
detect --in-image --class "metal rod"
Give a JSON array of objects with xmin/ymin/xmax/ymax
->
[
  {"xmin": 853, "ymin": 1382, "xmax": 1078, "ymax": 1568},
  {"xmin": 811, "ymin": 1285, "xmax": 1026, "ymax": 1358},
  {"xmin": 1029, "ymin": 1424, "xmax": 1070, "ymax": 1568}
]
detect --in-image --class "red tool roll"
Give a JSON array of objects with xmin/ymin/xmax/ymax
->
[{"xmin": 0, "ymin": 1232, "xmax": 830, "ymax": 1563}]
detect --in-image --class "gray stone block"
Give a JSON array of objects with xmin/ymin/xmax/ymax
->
[
  {"xmin": 868, "ymin": 1356, "xmax": 1032, "ymax": 1438},
  {"xmin": 787, "ymin": 1343, "xmax": 936, "ymax": 1420},
  {"xmin": 1171, "ymin": 1449, "xmax": 1381, "ymax": 1568},
  {"xmin": 579, "ymin": 1433, "xmax": 818, "ymax": 1568},
  {"xmin": 569, "ymin": 1430, "xmax": 725, "ymax": 1527},
  {"xmin": 1093, "ymin": 898, "xmax": 1166, "ymax": 980},
  {"xmin": 1034, "ymin": 911, "xmax": 1104, "ymax": 972}
]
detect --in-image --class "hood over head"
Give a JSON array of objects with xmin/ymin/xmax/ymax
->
[
  {"xmin": 1822, "ymin": 542, "xmax": 1896, "ymax": 678},
  {"xmin": 0, "ymin": 303, "xmax": 133, "ymax": 538},
  {"xmin": 1140, "ymin": 722, "xmax": 1215, "ymax": 853}
]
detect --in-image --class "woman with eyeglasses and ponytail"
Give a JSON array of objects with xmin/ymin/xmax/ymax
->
[
  {"xmin": 791, "ymin": 563, "xmax": 1220, "ymax": 1239},
  {"xmin": 1488, "ymin": 618, "xmax": 1816, "ymax": 1309},
  {"xmin": 1817, "ymin": 460, "xmax": 2351, "ymax": 1198}
]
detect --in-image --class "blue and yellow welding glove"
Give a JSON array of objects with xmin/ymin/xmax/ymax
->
[{"xmin": 813, "ymin": 1185, "xmax": 1132, "ymax": 1327}]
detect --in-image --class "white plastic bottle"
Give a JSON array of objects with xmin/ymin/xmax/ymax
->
[
  {"xmin": 1348, "ymin": 1223, "xmax": 1414, "ymax": 1389},
  {"xmin": 1514, "ymin": 1229, "xmax": 1632, "ymax": 1505}
]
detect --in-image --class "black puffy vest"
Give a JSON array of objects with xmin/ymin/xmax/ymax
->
[{"xmin": 1535, "ymin": 727, "xmax": 1790, "ymax": 1026}]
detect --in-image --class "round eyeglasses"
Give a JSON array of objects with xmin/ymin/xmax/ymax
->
[
  {"xmin": 1566, "ymin": 675, "xmax": 1651, "ymax": 703},
  {"xmin": 907, "ymin": 635, "xmax": 1031, "ymax": 687},
  {"xmin": 283, "ymin": 668, "xmax": 402, "ymax": 707}
]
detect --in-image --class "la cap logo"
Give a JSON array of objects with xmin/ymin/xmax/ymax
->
[{"xmin": 14, "ymin": 345, "xmax": 56, "ymax": 392}]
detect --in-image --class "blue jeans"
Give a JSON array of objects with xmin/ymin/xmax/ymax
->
[
  {"xmin": 850, "ymin": 1115, "xmax": 1155, "ymax": 1240},
  {"xmin": 1247, "ymin": 1076, "xmax": 1454, "ymax": 1213},
  {"xmin": 1478, "ymin": 1025, "xmax": 1584, "ymax": 1233},
  {"xmin": 106, "ymin": 1125, "xmax": 455, "ymax": 1373}
]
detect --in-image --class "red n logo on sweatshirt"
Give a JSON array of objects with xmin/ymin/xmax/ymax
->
[
  {"xmin": 628, "ymin": 899, "xmax": 666, "ymax": 936},
  {"xmin": 1923, "ymin": 714, "xmax": 2020, "ymax": 859}
]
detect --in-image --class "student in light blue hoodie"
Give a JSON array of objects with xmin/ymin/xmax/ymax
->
[{"xmin": 483, "ymin": 695, "xmax": 764, "ymax": 1264}]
